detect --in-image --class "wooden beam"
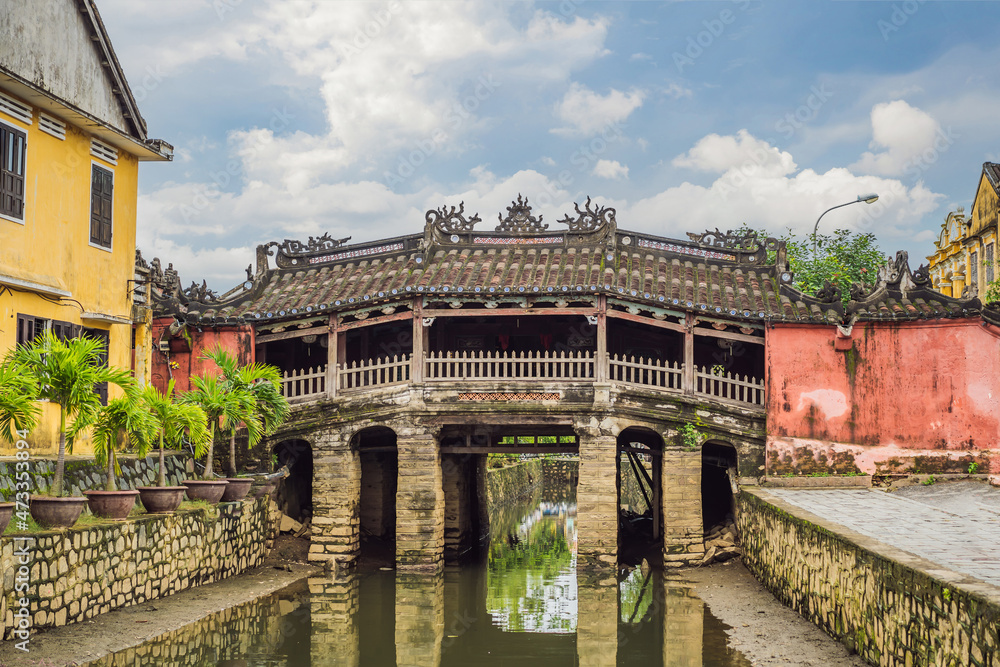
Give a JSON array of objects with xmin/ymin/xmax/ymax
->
[
  {"xmin": 420, "ymin": 307, "xmax": 597, "ymax": 318},
  {"xmin": 596, "ymin": 295, "xmax": 607, "ymax": 382},
  {"xmin": 693, "ymin": 326, "xmax": 763, "ymax": 345},
  {"xmin": 336, "ymin": 310, "xmax": 413, "ymax": 332},
  {"xmin": 327, "ymin": 315, "xmax": 338, "ymax": 399},
  {"xmin": 440, "ymin": 446, "xmax": 578, "ymax": 454},
  {"xmin": 606, "ymin": 308, "xmax": 685, "ymax": 334},
  {"xmin": 424, "ymin": 414, "xmax": 575, "ymax": 426},
  {"xmin": 255, "ymin": 325, "xmax": 328, "ymax": 344},
  {"xmin": 411, "ymin": 297, "xmax": 424, "ymax": 382},
  {"xmin": 683, "ymin": 312, "xmax": 695, "ymax": 395}
]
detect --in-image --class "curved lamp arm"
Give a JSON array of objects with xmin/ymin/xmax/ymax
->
[{"xmin": 812, "ymin": 193, "xmax": 879, "ymax": 252}]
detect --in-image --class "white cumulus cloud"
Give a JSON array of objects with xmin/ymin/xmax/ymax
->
[
  {"xmin": 851, "ymin": 100, "xmax": 943, "ymax": 177},
  {"xmin": 592, "ymin": 159, "xmax": 629, "ymax": 180},
  {"xmin": 551, "ymin": 82, "xmax": 645, "ymax": 137}
]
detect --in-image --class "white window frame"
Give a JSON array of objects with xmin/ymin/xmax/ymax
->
[
  {"xmin": 88, "ymin": 160, "xmax": 114, "ymax": 253},
  {"xmin": 0, "ymin": 116, "xmax": 29, "ymax": 225}
]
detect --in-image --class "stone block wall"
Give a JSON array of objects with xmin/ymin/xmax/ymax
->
[
  {"xmin": 0, "ymin": 453, "xmax": 188, "ymax": 500},
  {"xmin": 660, "ymin": 447, "xmax": 704, "ymax": 567},
  {"xmin": 740, "ymin": 489, "xmax": 1000, "ymax": 666},
  {"xmin": 1, "ymin": 495, "xmax": 278, "ymax": 640},
  {"xmin": 486, "ymin": 459, "xmax": 543, "ymax": 506}
]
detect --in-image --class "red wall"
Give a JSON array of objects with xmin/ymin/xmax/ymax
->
[
  {"xmin": 766, "ymin": 320, "xmax": 1000, "ymax": 475},
  {"xmin": 150, "ymin": 317, "xmax": 255, "ymax": 394}
]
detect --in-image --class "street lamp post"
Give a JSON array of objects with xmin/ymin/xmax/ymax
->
[{"xmin": 812, "ymin": 193, "xmax": 879, "ymax": 254}]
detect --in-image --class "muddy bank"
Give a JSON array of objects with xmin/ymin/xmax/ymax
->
[
  {"xmin": 0, "ymin": 551, "xmax": 318, "ymax": 667},
  {"xmin": 682, "ymin": 560, "xmax": 867, "ymax": 667}
]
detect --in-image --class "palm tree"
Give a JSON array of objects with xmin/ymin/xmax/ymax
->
[
  {"xmin": 203, "ymin": 345, "xmax": 290, "ymax": 477},
  {"xmin": 10, "ymin": 331, "xmax": 131, "ymax": 496},
  {"xmin": 91, "ymin": 387, "xmax": 156, "ymax": 491},
  {"xmin": 141, "ymin": 380, "xmax": 209, "ymax": 487},
  {"xmin": 0, "ymin": 356, "xmax": 41, "ymax": 444},
  {"xmin": 181, "ymin": 372, "xmax": 256, "ymax": 480}
]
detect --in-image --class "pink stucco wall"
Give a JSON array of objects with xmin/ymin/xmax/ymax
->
[
  {"xmin": 150, "ymin": 317, "xmax": 255, "ymax": 395},
  {"xmin": 766, "ymin": 320, "xmax": 1000, "ymax": 475}
]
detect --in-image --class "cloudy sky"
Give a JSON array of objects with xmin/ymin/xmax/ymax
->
[{"xmin": 98, "ymin": 0, "xmax": 1000, "ymax": 291}]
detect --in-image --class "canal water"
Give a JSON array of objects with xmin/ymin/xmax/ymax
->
[{"xmin": 85, "ymin": 483, "xmax": 751, "ymax": 666}]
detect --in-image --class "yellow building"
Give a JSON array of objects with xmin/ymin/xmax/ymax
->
[
  {"xmin": 927, "ymin": 163, "xmax": 1000, "ymax": 299},
  {"xmin": 0, "ymin": 0, "xmax": 171, "ymax": 455},
  {"xmin": 927, "ymin": 209, "xmax": 969, "ymax": 297}
]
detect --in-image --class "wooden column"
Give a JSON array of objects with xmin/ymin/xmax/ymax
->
[
  {"xmin": 412, "ymin": 297, "xmax": 425, "ymax": 383},
  {"xmin": 327, "ymin": 314, "xmax": 338, "ymax": 399},
  {"xmin": 596, "ymin": 295, "xmax": 607, "ymax": 382},
  {"xmin": 683, "ymin": 312, "xmax": 695, "ymax": 395}
]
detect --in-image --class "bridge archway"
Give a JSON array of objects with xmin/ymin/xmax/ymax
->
[
  {"xmin": 701, "ymin": 440, "xmax": 738, "ymax": 532},
  {"xmin": 352, "ymin": 426, "xmax": 398, "ymax": 563},
  {"xmin": 272, "ymin": 439, "xmax": 313, "ymax": 523},
  {"xmin": 616, "ymin": 426, "xmax": 664, "ymax": 566}
]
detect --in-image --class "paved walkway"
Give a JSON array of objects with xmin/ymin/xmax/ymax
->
[{"xmin": 767, "ymin": 481, "xmax": 1000, "ymax": 590}]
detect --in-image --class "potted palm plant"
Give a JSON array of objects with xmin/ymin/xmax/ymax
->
[
  {"xmin": 11, "ymin": 331, "xmax": 131, "ymax": 528},
  {"xmin": 85, "ymin": 384, "xmax": 156, "ymax": 519},
  {"xmin": 202, "ymin": 346, "xmax": 289, "ymax": 502},
  {"xmin": 0, "ymin": 356, "xmax": 41, "ymax": 534},
  {"xmin": 179, "ymin": 372, "xmax": 253, "ymax": 503},
  {"xmin": 137, "ymin": 380, "xmax": 209, "ymax": 513}
]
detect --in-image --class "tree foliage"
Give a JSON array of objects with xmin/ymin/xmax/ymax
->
[
  {"xmin": 0, "ymin": 356, "xmax": 40, "ymax": 444},
  {"xmin": 785, "ymin": 228, "xmax": 886, "ymax": 301},
  {"xmin": 91, "ymin": 389, "xmax": 156, "ymax": 491},
  {"xmin": 141, "ymin": 380, "xmax": 210, "ymax": 487},
  {"xmin": 10, "ymin": 331, "xmax": 132, "ymax": 496}
]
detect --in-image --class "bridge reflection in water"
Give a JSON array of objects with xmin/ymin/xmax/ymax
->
[{"xmin": 87, "ymin": 485, "xmax": 750, "ymax": 666}]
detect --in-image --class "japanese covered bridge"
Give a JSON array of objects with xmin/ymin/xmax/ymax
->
[{"xmin": 144, "ymin": 196, "xmax": 999, "ymax": 571}]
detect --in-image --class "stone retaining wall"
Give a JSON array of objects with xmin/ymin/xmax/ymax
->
[
  {"xmin": 486, "ymin": 459, "xmax": 543, "ymax": 506},
  {"xmin": 1, "ymin": 495, "xmax": 279, "ymax": 641},
  {"xmin": 739, "ymin": 488, "xmax": 1000, "ymax": 666},
  {"xmin": 0, "ymin": 453, "xmax": 189, "ymax": 500}
]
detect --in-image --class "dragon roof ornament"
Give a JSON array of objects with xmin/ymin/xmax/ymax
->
[{"xmin": 496, "ymin": 195, "xmax": 547, "ymax": 233}]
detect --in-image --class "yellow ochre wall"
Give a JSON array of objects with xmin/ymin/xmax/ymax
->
[{"xmin": 1, "ymin": 94, "xmax": 140, "ymax": 456}]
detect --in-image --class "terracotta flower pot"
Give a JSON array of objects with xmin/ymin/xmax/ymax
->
[
  {"xmin": 84, "ymin": 490, "xmax": 140, "ymax": 520},
  {"xmin": 137, "ymin": 486, "xmax": 186, "ymax": 514},
  {"xmin": 182, "ymin": 479, "xmax": 230, "ymax": 504},
  {"xmin": 29, "ymin": 496, "xmax": 87, "ymax": 528},
  {"xmin": 0, "ymin": 502, "xmax": 15, "ymax": 534},
  {"xmin": 220, "ymin": 478, "xmax": 253, "ymax": 502}
]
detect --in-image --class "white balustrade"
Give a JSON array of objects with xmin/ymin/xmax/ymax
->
[
  {"xmin": 424, "ymin": 350, "xmax": 594, "ymax": 381},
  {"xmin": 281, "ymin": 366, "xmax": 326, "ymax": 401}
]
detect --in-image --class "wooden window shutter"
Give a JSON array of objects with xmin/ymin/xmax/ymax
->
[
  {"xmin": 90, "ymin": 164, "xmax": 113, "ymax": 248},
  {"xmin": 0, "ymin": 125, "xmax": 26, "ymax": 220}
]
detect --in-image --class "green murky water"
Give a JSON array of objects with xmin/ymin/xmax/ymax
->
[{"xmin": 86, "ymin": 486, "xmax": 751, "ymax": 666}]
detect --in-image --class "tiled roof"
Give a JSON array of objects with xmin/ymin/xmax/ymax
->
[
  {"xmin": 147, "ymin": 200, "xmax": 977, "ymax": 327},
  {"xmin": 845, "ymin": 251, "xmax": 980, "ymax": 321}
]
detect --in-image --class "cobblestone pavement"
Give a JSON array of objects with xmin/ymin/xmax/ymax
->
[{"xmin": 767, "ymin": 481, "xmax": 1000, "ymax": 589}]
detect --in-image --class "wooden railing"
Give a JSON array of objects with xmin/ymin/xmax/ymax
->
[
  {"xmin": 339, "ymin": 354, "xmax": 411, "ymax": 391},
  {"xmin": 277, "ymin": 354, "xmax": 765, "ymax": 408},
  {"xmin": 608, "ymin": 355, "xmax": 682, "ymax": 392},
  {"xmin": 694, "ymin": 366, "xmax": 765, "ymax": 407},
  {"xmin": 424, "ymin": 350, "xmax": 594, "ymax": 381},
  {"xmin": 281, "ymin": 366, "xmax": 326, "ymax": 401}
]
